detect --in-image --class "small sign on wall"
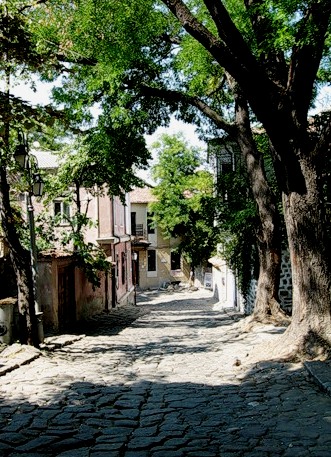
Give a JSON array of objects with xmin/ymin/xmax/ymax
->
[{"xmin": 204, "ymin": 272, "xmax": 213, "ymax": 289}]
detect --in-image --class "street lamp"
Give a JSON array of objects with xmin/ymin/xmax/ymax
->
[
  {"xmin": 32, "ymin": 172, "xmax": 44, "ymax": 198},
  {"xmin": 14, "ymin": 132, "xmax": 44, "ymax": 343},
  {"xmin": 132, "ymin": 251, "xmax": 138, "ymax": 306}
]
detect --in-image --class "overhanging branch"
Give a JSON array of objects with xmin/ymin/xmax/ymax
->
[
  {"xmin": 139, "ymin": 84, "xmax": 236, "ymax": 136},
  {"xmin": 287, "ymin": 0, "xmax": 331, "ymax": 120},
  {"xmin": 161, "ymin": 0, "xmax": 283, "ymax": 140},
  {"xmin": 19, "ymin": 0, "xmax": 48, "ymax": 13}
]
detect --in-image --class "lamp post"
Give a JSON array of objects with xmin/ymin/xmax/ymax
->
[
  {"xmin": 14, "ymin": 132, "xmax": 44, "ymax": 343},
  {"xmin": 132, "ymin": 251, "xmax": 138, "ymax": 306}
]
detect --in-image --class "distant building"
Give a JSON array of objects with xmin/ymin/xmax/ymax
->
[
  {"xmin": 208, "ymin": 138, "xmax": 292, "ymax": 314},
  {"xmin": 130, "ymin": 187, "xmax": 190, "ymax": 289}
]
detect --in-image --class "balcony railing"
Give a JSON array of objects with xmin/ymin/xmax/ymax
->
[{"xmin": 132, "ymin": 224, "xmax": 147, "ymax": 239}]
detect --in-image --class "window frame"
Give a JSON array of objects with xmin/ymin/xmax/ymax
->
[
  {"xmin": 54, "ymin": 200, "xmax": 71, "ymax": 225},
  {"xmin": 147, "ymin": 212, "xmax": 155, "ymax": 234}
]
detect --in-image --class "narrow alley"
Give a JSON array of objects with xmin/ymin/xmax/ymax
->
[{"xmin": 0, "ymin": 288, "xmax": 331, "ymax": 457}]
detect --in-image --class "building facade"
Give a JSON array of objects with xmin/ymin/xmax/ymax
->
[
  {"xmin": 208, "ymin": 138, "xmax": 293, "ymax": 314},
  {"xmin": 130, "ymin": 187, "xmax": 190, "ymax": 290},
  {"xmin": 32, "ymin": 151, "xmax": 134, "ymax": 331}
]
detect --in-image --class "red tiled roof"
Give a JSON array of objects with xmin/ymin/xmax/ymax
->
[{"xmin": 130, "ymin": 187, "xmax": 157, "ymax": 203}]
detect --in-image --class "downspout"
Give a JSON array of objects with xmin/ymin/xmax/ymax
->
[{"xmin": 104, "ymin": 272, "xmax": 109, "ymax": 313}]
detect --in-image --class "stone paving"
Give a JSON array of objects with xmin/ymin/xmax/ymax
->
[{"xmin": 1, "ymin": 288, "xmax": 331, "ymax": 457}]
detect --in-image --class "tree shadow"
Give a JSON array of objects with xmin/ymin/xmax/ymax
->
[
  {"xmin": 55, "ymin": 298, "xmax": 243, "ymax": 359},
  {"xmin": 2, "ymin": 290, "xmax": 329, "ymax": 456},
  {"xmin": 0, "ymin": 360, "xmax": 330, "ymax": 456},
  {"xmin": 136, "ymin": 289, "xmax": 218, "ymax": 307}
]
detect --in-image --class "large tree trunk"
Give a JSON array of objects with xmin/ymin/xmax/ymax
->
[
  {"xmin": 0, "ymin": 165, "xmax": 39, "ymax": 347},
  {"xmin": 280, "ymin": 154, "xmax": 331, "ymax": 357},
  {"xmin": 253, "ymin": 224, "xmax": 287, "ymax": 324},
  {"xmin": 234, "ymin": 87, "xmax": 289, "ymax": 325}
]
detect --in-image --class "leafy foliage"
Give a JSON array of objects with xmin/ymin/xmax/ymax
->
[
  {"xmin": 150, "ymin": 133, "xmax": 217, "ymax": 268},
  {"xmin": 212, "ymin": 142, "xmax": 258, "ymax": 294},
  {"xmin": 59, "ymin": 212, "xmax": 110, "ymax": 290}
]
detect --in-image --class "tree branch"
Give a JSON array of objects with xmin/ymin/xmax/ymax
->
[
  {"xmin": 243, "ymin": 0, "xmax": 288, "ymax": 87},
  {"xmin": 203, "ymin": 0, "xmax": 260, "ymax": 71},
  {"xmin": 56, "ymin": 53, "xmax": 97, "ymax": 66},
  {"xmin": 161, "ymin": 0, "xmax": 237, "ymax": 73},
  {"xmin": 139, "ymin": 84, "xmax": 236, "ymax": 136},
  {"xmin": 19, "ymin": 0, "xmax": 48, "ymax": 13},
  {"xmin": 161, "ymin": 0, "xmax": 282, "ymax": 138},
  {"xmin": 288, "ymin": 0, "xmax": 331, "ymax": 121}
]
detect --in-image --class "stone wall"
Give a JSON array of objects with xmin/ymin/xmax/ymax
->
[{"xmin": 244, "ymin": 251, "xmax": 292, "ymax": 315}]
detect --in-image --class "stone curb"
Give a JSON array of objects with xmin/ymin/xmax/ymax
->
[
  {"xmin": 304, "ymin": 360, "xmax": 331, "ymax": 397},
  {"xmin": 41, "ymin": 334, "xmax": 85, "ymax": 350},
  {"xmin": 0, "ymin": 343, "xmax": 41, "ymax": 376},
  {"xmin": 0, "ymin": 335, "xmax": 85, "ymax": 376}
]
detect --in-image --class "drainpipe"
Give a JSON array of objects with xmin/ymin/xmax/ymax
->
[{"xmin": 104, "ymin": 272, "xmax": 109, "ymax": 313}]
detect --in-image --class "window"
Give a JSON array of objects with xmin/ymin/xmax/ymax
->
[
  {"xmin": 147, "ymin": 249, "xmax": 156, "ymax": 272},
  {"xmin": 131, "ymin": 212, "xmax": 136, "ymax": 235},
  {"xmin": 171, "ymin": 251, "xmax": 181, "ymax": 271},
  {"xmin": 147, "ymin": 212, "xmax": 155, "ymax": 234},
  {"xmin": 54, "ymin": 200, "xmax": 70, "ymax": 224}
]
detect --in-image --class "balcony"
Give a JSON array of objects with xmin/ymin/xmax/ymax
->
[
  {"xmin": 132, "ymin": 224, "xmax": 150, "ymax": 249},
  {"xmin": 133, "ymin": 224, "xmax": 145, "ymax": 238}
]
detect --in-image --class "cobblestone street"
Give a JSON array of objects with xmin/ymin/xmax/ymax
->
[{"xmin": 1, "ymin": 288, "xmax": 331, "ymax": 457}]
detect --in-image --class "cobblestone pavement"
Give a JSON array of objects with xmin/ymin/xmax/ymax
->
[{"xmin": 1, "ymin": 288, "xmax": 331, "ymax": 457}]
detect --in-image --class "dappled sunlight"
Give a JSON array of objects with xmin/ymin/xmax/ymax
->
[{"xmin": 1, "ymin": 288, "xmax": 330, "ymax": 455}]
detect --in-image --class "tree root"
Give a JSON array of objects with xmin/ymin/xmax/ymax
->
[
  {"xmin": 242, "ymin": 321, "xmax": 331, "ymax": 364},
  {"xmin": 240, "ymin": 298, "xmax": 290, "ymax": 333},
  {"xmin": 233, "ymin": 299, "xmax": 331, "ymax": 362},
  {"xmin": 276, "ymin": 324, "xmax": 331, "ymax": 361}
]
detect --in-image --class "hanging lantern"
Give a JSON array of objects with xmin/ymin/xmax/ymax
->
[
  {"xmin": 32, "ymin": 173, "xmax": 44, "ymax": 197},
  {"xmin": 14, "ymin": 141, "xmax": 28, "ymax": 169}
]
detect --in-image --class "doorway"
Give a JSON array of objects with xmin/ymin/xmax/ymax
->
[{"xmin": 58, "ymin": 264, "xmax": 76, "ymax": 331}]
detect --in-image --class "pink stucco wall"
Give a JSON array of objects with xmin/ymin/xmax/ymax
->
[
  {"xmin": 75, "ymin": 268, "xmax": 109, "ymax": 320},
  {"xmin": 97, "ymin": 193, "xmax": 114, "ymax": 239},
  {"xmin": 33, "ymin": 185, "xmax": 134, "ymax": 332},
  {"xmin": 113, "ymin": 241, "xmax": 133, "ymax": 303}
]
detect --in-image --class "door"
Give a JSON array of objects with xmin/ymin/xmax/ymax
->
[
  {"xmin": 58, "ymin": 265, "xmax": 76, "ymax": 331},
  {"xmin": 131, "ymin": 212, "xmax": 136, "ymax": 235}
]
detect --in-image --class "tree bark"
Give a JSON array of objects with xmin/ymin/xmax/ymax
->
[
  {"xmin": 233, "ymin": 85, "xmax": 289, "ymax": 324},
  {"xmin": 0, "ymin": 165, "xmax": 39, "ymax": 347},
  {"xmin": 280, "ymin": 154, "xmax": 331, "ymax": 356}
]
